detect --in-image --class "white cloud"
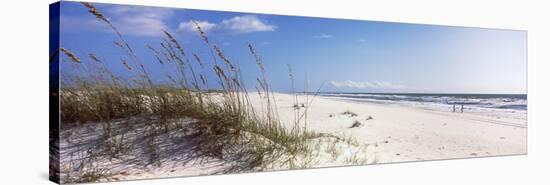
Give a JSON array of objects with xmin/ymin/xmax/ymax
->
[
  {"xmin": 329, "ymin": 80, "xmax": 405, "ymax": 89},
  {"xmin": 178, "ymin": 20, "xmax": 217, "ymax": 33},
  {"xmin": 61, "ymin": 15, "xmax": 108, "ymax": 31},
  {"xmin": 61, "ymin": 5, "xmax": 174, "ymax": 37},
  {"xmin": 65, "ymin": 4, "xmax": 274, "ymax": 37},
  {"xmin": 219, "ymin": 15, "xmax": 276, "ymax": 33},
  {"xmin": 313, "ymin": 33, "xmax": 333, "ymax": 39},
  {"xmin": 357, "ymin": 39, "xmax": 366, "ymax": 43},
  {"xmin": 177, "ymin": 15, "xmax": 276, "ymax": 34},
  {"xmin": 106, "ymin": 6, "xmax": 173, "ymax": 37}
]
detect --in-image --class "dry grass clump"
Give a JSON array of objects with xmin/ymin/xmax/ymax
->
[
  {"xmin": 350, "ymin": 120, "xmax": 363, "ymax": 128},
  {"xmin": 341, "ymin": 110, "xmax": 358, "ymax": 117},
  {"xmin": 62, "ymin": 148, "xmax": 115, "ymax": 183},
  {"xmin": 54, "ymin": 3, "xmax": 371, "ymax": 183},
  {"xmin": 54, "ymin": 3, "xmax": 329, "ymax": 183}
]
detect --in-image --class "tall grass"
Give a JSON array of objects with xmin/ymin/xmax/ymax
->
[{"xmin": 58, "ymin": 3, "xmax": 321, "ymax": 182}]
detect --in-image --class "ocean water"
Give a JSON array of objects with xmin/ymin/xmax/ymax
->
[{"xmin": 319, "ymin": 93, "xmax": 527, "ymax": 120}]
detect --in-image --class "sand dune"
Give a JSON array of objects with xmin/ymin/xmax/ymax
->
[{"xmin": 59, "ymin": 92, "xmax": 527, "ymax": 182}]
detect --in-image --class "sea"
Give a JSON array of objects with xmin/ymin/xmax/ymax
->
[{"xmin": 319, "ymin": 92, "xmax": 527, "ymax": 120}]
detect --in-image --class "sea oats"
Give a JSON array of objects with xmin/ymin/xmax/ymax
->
[
  {"xmin": 247, "ymin": 43, "xmax": 264, "ymax": 71},
  {"xmin": 214, "ymin": 45, "xmax": 235, "ymax": 71},
  {"xmin": 81, "ymin": 2, "xmax": 110, "ymax": 24},
  {"xmin": 191, "ymin": 20, "xmax": 210, "ymax": 44},
  {"xmin": 88, "ymin": 53, "xmax": 101, "ymax": 63},
  {"xmin": 60, "ymin": 47, "xmax": 81, "ymax": 63},
  {"xmin": 121, "ymin": 58, "xmax": 132, "ymax": 71},
  {"xmin": 146, "ymin": 44, "xmax": 165, "ymax": 65},
  {"xmin": 192, "ymin": 52, "xmax": 203, "ymax": 66},
  {"xmin": 162, "ymin": 30, "xmax": 187, "ymax": 57}
]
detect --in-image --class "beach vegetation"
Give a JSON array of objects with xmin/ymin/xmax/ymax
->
[
  {"xmin": 55, "ymin": 3, "xmax": 369, "ymax": 183},
  {"xmin": 341, "ymin": 110, "xmax": 358, "ymax": 117}
]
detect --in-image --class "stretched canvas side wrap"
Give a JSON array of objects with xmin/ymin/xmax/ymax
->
[{"xmin": 49, "ymin": 1, "xmax": 527, "ymax": 184}]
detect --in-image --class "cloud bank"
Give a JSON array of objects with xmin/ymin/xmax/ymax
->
[
  {"xmin": 107, "ymin": 6, "xmax": 174, "ymax": 36},
  {"xmin": 61, "ymin": 5, "xmax": 173, "ymax": 37},
  {"xmin": 329, "ymin": 80, "xmax": 405, "ymax": 90},
  {"xmin": 178, "ymin": 15, "xmax": 276, "ymax": 34},
  {"xmin": 63, "ymin": 5, "xmax": 275, "ymax": 37}
]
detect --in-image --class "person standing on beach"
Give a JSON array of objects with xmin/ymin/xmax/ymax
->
[{"xmin": 453, "ymin": 104, "xmax": 456, "ymax": 112}]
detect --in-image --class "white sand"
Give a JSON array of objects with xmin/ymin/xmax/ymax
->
[
  {"xmin": 59, "ymin": 92, "xmax": 527, "ymax": 182},
  {"xmin": 258, "ymin": 93, "xmax": 527, "ymax": 163}
]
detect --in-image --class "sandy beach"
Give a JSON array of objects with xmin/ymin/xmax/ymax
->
[
  {"xmin": 59, "ymin": 92, "xmax": 527, "ymax": 181},
  {"xmin": 265, "ymin": 93, "xmax": 527, "ymax": 163}
]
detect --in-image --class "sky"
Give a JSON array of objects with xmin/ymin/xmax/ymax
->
[{"xmin": 57, "ymin": 1, "xmax": 527, "ymax": 94}]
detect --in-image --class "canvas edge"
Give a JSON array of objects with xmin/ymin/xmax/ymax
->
[{"xmin": 49, "ymin": 1, "xmax": 61, "ymax": 184}]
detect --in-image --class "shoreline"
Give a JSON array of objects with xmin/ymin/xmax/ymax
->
[{"xmin": 321, "ymin": 96, "xmax": 527, "ymax": 126}]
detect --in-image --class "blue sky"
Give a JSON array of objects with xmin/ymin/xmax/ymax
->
[{"xmin": 58, "ymin": 1, "xmax": 527, "ymax": 94}]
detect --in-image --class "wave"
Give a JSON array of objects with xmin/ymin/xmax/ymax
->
[{"xmin": 320, "ymin": 93, "xmax": 527, "ymax": 111}]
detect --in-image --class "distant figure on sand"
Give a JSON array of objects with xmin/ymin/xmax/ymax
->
[
  {"xmin": 451, "ymin": 103, "xmax": 464, "ymax": 113},
  {"xmin": 453, "ymin": 104, "xmax": 456, "ymax": 112}
]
